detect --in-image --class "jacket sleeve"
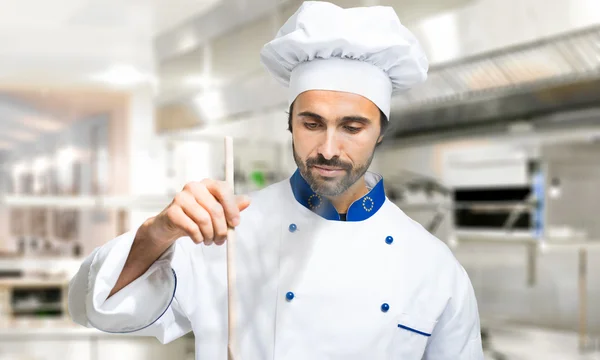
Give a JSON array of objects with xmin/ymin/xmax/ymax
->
[
  {"xmin": 424, "ymin": 265, "xmax": 484, "ymax": 360},
  {"xmin": 68, "ymin": 229, "xmax": 195, "ymax": 344}
]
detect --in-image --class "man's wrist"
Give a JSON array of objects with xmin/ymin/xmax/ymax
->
[{"xmin": 131, "ymin": 219, "xmax": 172, "ymax": 266}]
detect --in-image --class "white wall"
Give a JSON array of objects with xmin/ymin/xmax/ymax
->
[{"xmin": 401, "ymin": 0, "xmax": 600, "ymax": 64}]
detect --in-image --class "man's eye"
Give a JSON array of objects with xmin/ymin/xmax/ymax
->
[
  {"xmin": 304, "ymin": 122, "xmax": 320, "ymax": 130},
  {"xmin": 344, "ymin": 125, "xmax": 361, "ymax": 133}
]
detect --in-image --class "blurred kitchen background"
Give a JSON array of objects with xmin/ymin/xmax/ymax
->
[{"xmin": 0, "ymin": 0, "xmax": 599, "ymax": 359}]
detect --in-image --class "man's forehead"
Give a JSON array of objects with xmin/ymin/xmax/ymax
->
[{"xmin": 295, "ymin": 89, "xmax": 374, "ymax": 105}]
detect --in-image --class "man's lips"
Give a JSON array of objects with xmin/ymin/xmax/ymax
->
[{"xmin": 311, "ymin": 165, "xmax": 345, "ymax": 176}]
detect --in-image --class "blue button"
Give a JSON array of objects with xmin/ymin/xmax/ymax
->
[
  {"xmin": 385, "ymin": 236, "xmax": 394, "ymax": 244},
  {"xmin": 289, "ymin": 224, "xmax": 297, "ymax": 233},
  {"xmin": 286, "ymin": 292, "xmax": 295, "ymax": 301},
  {"xmin": 381, "ymin": 303, "xmax": 390, "ymax": 312}
]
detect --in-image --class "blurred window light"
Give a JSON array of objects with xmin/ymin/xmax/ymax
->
[
  {"xmin": 4, "ymin": 129, "xmax": 37, "ymax": 142},
  {"xmin": 33, "ymin": 157, "xmax": 50, "ymax": 173},
  {"xmin": 549, "ymin": 177, "xmax": 562, "ymax": 199},
  {"xmin": 570, "ymin": 0, "xmax": 600, "ymax": 30},
  {"xmin": 193, "ymin": 90, "xmax": 225, "ymax": 122},
  {"xmin": 90, "ymin": 64, "xmax": 156, "ymax": 88},
  {"xmin": 13, "ymin": 162, "xmax": 28, "ymax": 176},
  {"xmin": 20, "ymin": 115, "xmax": 63, "ymax": 132},
  {"xmin": 512, "ymin": 151, "xmax": 527, "ymax": 160},
  {"xmin": 538, "ymin": 240, "xmax": 548, "ymax": 254},
  {"xmin": 419, "ymin": 11, "xmax": 460, "ymax": 63},
  {"xmin": 177, "ymin": 31, "xmax": 199, "ymax": 53},
  {"xmin": 57, "ymin": 146, "xmax": 77, "ymax": 167},
  {"xmin": 184, "ymin": 74, "xmax": 223, "ymax": 88},
  {"xmin": 33, "ymin": 165, "xmax": 47, "ymax": 192},
  {"xmin": 0, "ymin": 140, "xmax": 13, "ymax": 149}
]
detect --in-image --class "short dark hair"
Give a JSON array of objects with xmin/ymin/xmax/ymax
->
[{"xmin": 287, "ymin": 102, "xmax": 389, "ymax": 140}]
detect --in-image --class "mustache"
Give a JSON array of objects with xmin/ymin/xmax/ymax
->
[{"xmin": 306, "ymin": 154, "xmax": 352, "ymax": 170}]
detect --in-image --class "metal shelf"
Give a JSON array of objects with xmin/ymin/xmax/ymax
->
[
  {"xmin": 395, "ymin": 201, "xmax": 536, "ymax": 212},
  {"xmin": 454, "ymin": 201, "xmax": 537, "ymax": 212},
  {"xmin": 12, "ymin": 302, "xmax": 63, "ymax": 314},
  {"xmin": 395, "ymin": 203, "xmax": 449, "ymax": 212},
  {"xmin": 0, "ymin": 195, "xmax": 172, "ymax": 210}
]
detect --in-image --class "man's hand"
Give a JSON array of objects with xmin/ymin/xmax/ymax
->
[
  {"xmin": 146, "ymin": 179, "xmax": 251, "ymax": 247},
  {"xmin": 108, "ymin": 179, "xmax": 251, "ymax": 298}
]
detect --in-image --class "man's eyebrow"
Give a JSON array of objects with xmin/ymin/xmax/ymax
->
[
  {"xmin": 297, "ymin": 112, "xmax": 373, "ymax": 125},
  {"xmin": 297, "ymin": 111, "xmax": 325, "ymax": 121},
  {"xmin": 339, "ymin": 116, "xmax": 371, "ymax": 124}
]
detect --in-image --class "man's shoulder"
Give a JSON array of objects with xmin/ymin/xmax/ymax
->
[
  {"xmin": 383, "ymin": 201, "xmax": 473, "ymax": 298},
  {"xmin": 382, "ymin": 200, "xmax": 463, "ymax": 272},
  {"xmin": 238, "ymin": 178, "xmax": 291, "ymax": 224},
  {"xmin": 234, "ymin": 178, "xmax": 291, "ymax": 236},
  {"xmin": 246, "ymin": 178, "xmax": 290, "ymax": 206}
]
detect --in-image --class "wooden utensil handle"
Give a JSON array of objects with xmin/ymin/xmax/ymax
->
[{"xmin": 225, "ymin": 136, "xmax": 238, "ymax": 360}]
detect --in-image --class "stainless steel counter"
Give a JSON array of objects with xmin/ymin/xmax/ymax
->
[
  {"xmin": 0, "ymin": 319, "xmax": 106, "ymax": 337},
  {"xmin": 0, "ymin": 319, "xmax": 194, "ymax": 360}
]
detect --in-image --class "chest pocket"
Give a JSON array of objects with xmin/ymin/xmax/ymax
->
[{"xmin": 393, "ymin": 313, "xmax": 437, "ymax": 359}]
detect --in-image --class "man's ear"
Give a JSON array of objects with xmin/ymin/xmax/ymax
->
[{"xmin": 377, "ymin": 135, "xmax": 384, "ymax": 144}]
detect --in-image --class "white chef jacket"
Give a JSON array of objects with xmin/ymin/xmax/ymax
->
[{"xmin": 68, "ymin": 170, "xmax": 484, "ymax": 359}]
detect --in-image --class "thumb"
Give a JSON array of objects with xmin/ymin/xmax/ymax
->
[{"xmin": 236, "ymin": 195, "xmax": 251, "ymax": 211}]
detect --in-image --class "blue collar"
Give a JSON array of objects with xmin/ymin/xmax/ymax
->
[{"xmin": 290, "ymin": 168, "xmax": 386, "ymax": 222}]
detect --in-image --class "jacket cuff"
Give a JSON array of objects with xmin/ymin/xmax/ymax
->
[{"xmin": 85, "ymin": 230, "xmax": 177, "ymax": 333}]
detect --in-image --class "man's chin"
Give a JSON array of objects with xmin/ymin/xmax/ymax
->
[{"xmin": 310, "ymin": 179, "xmax": 344, "ymax": 196}]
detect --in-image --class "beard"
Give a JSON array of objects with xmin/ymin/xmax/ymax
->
[{"xmin": 292, "ymin": 142, "xmax": 375, "ymax": 197}]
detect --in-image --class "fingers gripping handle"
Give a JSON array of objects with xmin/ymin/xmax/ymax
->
[{"xmin": 225, "ymin": 136, "xmax": 238, "ymax": 360}]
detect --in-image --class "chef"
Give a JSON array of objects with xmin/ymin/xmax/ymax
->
[{"xmin": 68, "ymin": 2, "xmax": 484, "ymax": 359}]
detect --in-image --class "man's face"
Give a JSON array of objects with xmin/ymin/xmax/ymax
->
[{"xmin": 291, "ymin": 90, "xmax": 383, "ymax": 197}]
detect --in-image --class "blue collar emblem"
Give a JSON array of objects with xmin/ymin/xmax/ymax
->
[{"xmin": 289, "ymin": 168, "xmax": 386, "ymax": 221}]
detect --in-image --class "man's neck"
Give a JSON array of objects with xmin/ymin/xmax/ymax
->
[{"xmin": 327, "ymin": 176, "xmax": 369, "ymax": 215}]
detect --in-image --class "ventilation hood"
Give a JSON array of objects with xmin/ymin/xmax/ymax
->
[{"xmin": 389, "ymin": 25, "xmax": 600, "ymax": 138}]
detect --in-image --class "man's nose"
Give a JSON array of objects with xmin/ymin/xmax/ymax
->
[{"xmin": 317, "ymin": 130, "xmax": 341, "ymax": 160}]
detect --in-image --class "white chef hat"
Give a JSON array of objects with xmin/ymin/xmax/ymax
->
[{"xmin": 260, "ymin": 1, "xmax": 429, "ymax": 119}]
